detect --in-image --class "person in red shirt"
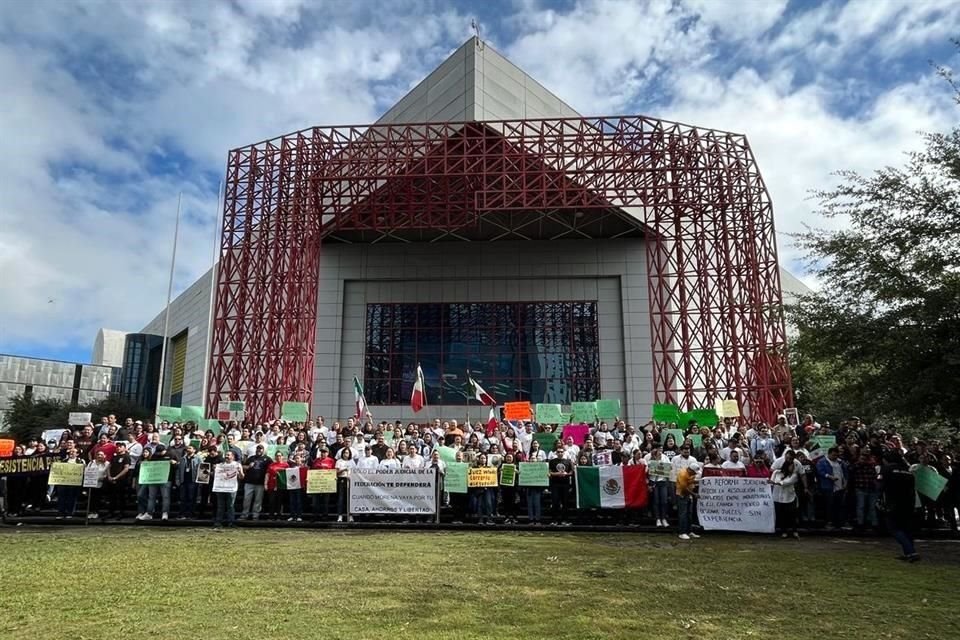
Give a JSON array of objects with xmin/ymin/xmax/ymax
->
[
  {"xmin": 310, "ymin": 448, "xmax": 336, "ymax": 520},
  {"xmin": 88, "ymin": 433, "xmax": 117, "ymax": 463},
  {"xmin": 265, "ymin": 452, "xmax": 290, "ymax": 521}
]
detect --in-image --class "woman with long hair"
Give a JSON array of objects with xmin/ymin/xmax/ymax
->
[{"xmin": 334, "ymin": 447, "xmax": 356, "ymax": 523}]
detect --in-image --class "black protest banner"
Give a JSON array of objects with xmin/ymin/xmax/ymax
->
[{"xmin": 0, "ymin": 455, "xmax": 57, "ymax": 477}]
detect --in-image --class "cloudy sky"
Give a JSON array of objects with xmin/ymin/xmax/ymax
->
[{"xmin": 1, "ymin": 0, "xmax": 957, "ymax": 364}]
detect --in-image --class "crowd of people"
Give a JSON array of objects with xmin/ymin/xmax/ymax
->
[{"xmin": 2, "ymin": 411, "xmax": 956, "ymax": 559}]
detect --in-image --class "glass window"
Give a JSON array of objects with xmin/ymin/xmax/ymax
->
[{"xmin": 363, "ymin": 301, "xmax": 600, "ymax": 405}]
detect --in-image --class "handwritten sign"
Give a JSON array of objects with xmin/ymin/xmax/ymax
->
[
  {"xmin": 68, "ymin": 412, "xmax": 92, "ymax": 426},
  {"xmin": 306, "ymin": 469, "xmax": 337, "ymax": 494},
  {"xmin": 504, "ymin": 402, "xmax": 532, "ymax": 421},
  {"xmin": 518, "ymin": 462, "xmax": 549, "ymax": 487},
  {"xmin": 468, "ymin": 467, "xmax": 498, "ymax": 488},
  {"xmin": 48, "ymin": 462, "xmax": 83, "ymax": 486},
  {"xmin": 697, "ymin": 476, "xmax": 774, "ymax": 533}
]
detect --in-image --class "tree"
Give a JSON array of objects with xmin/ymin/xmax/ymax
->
[
  {"xmin": 1, "ymin": 393, "xmax": 152, "ymax": 443},
  {"xmin": 789, "ymin": 47, "xmax": 960, "ymax": 433}
]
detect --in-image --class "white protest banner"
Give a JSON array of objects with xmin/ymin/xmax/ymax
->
[
  {"xmin": 350, "ymin": 469, "xmax": 437, "ymax": 515},
  {"xmin": 42, "ymin": 429, "xmax": 69, "ymax": 447},
  {"xmin": 212, "ymin": 463, "xmax": 240, "ymax": 493},
  {"xmin": 83, "ymin": 465, "xmax": 103, "ymax": 489},
  {"xmin": 68, "ymin": 412, "xmax": 92, "ymax": 426},
  {"xmin": 696, "ymin": 476, "xmax": 775, "ymax": 533}
]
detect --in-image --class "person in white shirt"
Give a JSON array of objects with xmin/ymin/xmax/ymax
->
[
  {"xmin": 770, "ymin": 451, "xmax": 800, "ymax": 538},
  {"xmin": 562, "ymin": 437, "xmax": 580, "ymax": 460},
  {"xmin": 719, "ymin": 436, "xmax": 747, "ymax": 462},
  {"xmin": 643, "ymin": 446, "xmax": 672, "ymax": 527},
  {"xmin": 125, "ymin": 433, "xmax": 143, "ymax": 469},
  {"xmin": 378, "ymin": 448, "xmax": 402, "ymax": 471},
  {"xmin": 526, "ymin": 440, "xmax": 547, "ymax": 461},
  {"xmin": 402, "ymin": 450, "xmax": 425, "ymax": 469},
  {"xmin": 721, "ymin": 450, "xmax": 746, "ymax": 471},
  {"xmin": 356, "ymin": 446, "xmax": 379, "ymax": 471},
  {"xmin": 334, "ymin": 448, "xmax": 356, "ymax": 522},
  {"xmin": 671, "ymin": 444, "xmax": 701, "ymax": 481}
]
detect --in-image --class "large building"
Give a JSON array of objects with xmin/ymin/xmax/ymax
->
[
  {"xmin": 0, "ymin": 354, "xmax": 120, "ymax": 425},
  {"xmin": 124, "ymin": 38, "xmax": 801, "ymax": 424}
]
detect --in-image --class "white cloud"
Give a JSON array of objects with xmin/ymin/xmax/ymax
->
[{"xmin": 0, "ymin": 0, "xmax": 957, "ymax": 356}]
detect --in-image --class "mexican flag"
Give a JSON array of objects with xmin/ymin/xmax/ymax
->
[
  {"xmin": 467, "ymin": 375, "xmax": 495, "ymax": 406},
  {"xmin": 410, "ymin": 364, "xmax": 426, "ymax": 413},
  {"xmin": 277, "ymin": 467, "xmax": 301, "ymax": 491},
  {"xmin": 576, "ymin": 465, "xmax": 648, "ymax": 509},
  {"xmin": 354, "ymin": 376, "xmax": 369, "ymax": 419}
]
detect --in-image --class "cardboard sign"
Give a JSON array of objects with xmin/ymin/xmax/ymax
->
[
  {"xmin": 68, "ymin": 412, "xmax": 92, "ymax": 426},
  {"xmin": 594, "ymin": 399, "xmax": 621, "ymax": 420},
  {"xmin": 517, "ymin": 462, "xmax": 549, "ymax": 487},
  {"xmin": 499, "ymin": 464, "xmax": 516, "ymax": 486},
  {"xmin": 217, "ymin": 400, "xmax": 246, "ymax": 422},
  {"xmin": 535, "ymin": 403, "xmax": 563, "ymax": 424},
  {"xmin": 307, "ymin": 469, "xmax": 337, "ymax": 494},
  {"xmin": 467, "ymin": 466, "xmax": 498, "ymax": 487},
  {"xmin": 281, "ymin": 401, "xmax": 309, "ymax": 422},
  {"xmin": 138, "ymin": 461, "xmax": 171, "ymax": 485},
  {"xmin": 444, "ymin": 462, "xmax": 469, "ymax": 494},
  {"xmin": 504, "ymin": 402, "xmax": 532, "ymax": 421},
  {"xmin": 48, "ymin": 462, "xmax": 83, "ymax": 486}
]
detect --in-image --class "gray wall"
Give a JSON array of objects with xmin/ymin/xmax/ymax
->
[
  {"xmin": 313, "ymin": 239, "xmax": 652, "ymax": 423},
  {"xmin": 140, "ymin": 268, "xmax": 214, "ymax": 408},
  {"xmin": 0, "ymin": 355, "xmax": 115, "ymax": 425}
]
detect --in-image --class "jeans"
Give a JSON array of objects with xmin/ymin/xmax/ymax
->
[
  {"xmin": 106, "ymin": 479, "xmax": 127, "ymax": 516},
  {"xmin": 147, "ymin": 483, "xmax": 171, "ymax": 515},
  {"xmin": 242, "ymin": 484, "xmax": 265, "ymax": 518},
  {"xmin": 886, "ymin": 514, "xmax": 916, "ymax": 556},
  {"xmin": 312, "ymin": 491, "xmax": 332, "ymax": 519},
  {"xmin": 57, "ymin": 486, "xmax": 79, "ymax": 515},
  {"xmin": 179, "ymin": 481, "xmax": 197, "ymax": 517},
  {"xmin": 650, "ymin": 482, "xmax": 669, "ymax": 521},
  {"xmin": 289, "ymin": 490, "xmax": 303, "ymax": 518},
  {"xmin": 136, "ymin": 484, "xmax": 149, "ymax": 515},
  {"xmin": 677, "ymin": 495, "xmax": 694, "ymax": 535},
  {"xmin": 775, "ymin": 500, "xmax": 797, "ymax": 532},
  {"xmin": 214, "ymin": 491, "xmax": 236, "ymax": 526},
  {"xmin": 856, "ymin": 489, "xmax": 879, "ymax": 527},
  {"xmin": 526, "ymin": 488, "xmax": 543, "ymax": 522}
]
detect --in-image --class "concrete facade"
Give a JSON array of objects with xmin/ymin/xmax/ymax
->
[
  {"xmin": 313, "ymin": 239, "xmax": 650, "ymax": 423},
  {"xmin": 0, "ymin": 354, "xmax": 118, "ymax": 425},
  {"xmin": 139, "ymin": 268, "xmax": 214, "ymax": 409},
  {"xmin": 91, "ymin": 328, "xmax": 127, "ymax": 368}
]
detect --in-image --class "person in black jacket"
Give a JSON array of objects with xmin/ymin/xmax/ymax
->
[{"xmin": 878, "ymin": 449, "xmax": 920, "ymax": 562}]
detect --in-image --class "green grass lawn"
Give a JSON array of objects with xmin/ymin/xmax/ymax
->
[{"xmin": 0, "ymin": 527, "xmax": 957, "ymax": 639}]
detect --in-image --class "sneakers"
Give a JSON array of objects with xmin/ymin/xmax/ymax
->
[
  {"xmin": 792, "ymin": 532, "xmax": 800, "ymax": 539},
  {"xmin": 55, "ymin": 516, "xmax": 64, "ymax": 520},
  {"xmin": 287, "ymin": 517, "xmax": 294, "ymax": 522},
  {"xmin": 678, "ymin": 533, "xmax": 691, "ymax": 540},
  {"xmin": 141, "ymin": 513, "xmax": 153, "ymax": 521},
  {"xmin": 689, "ymin": 532, "xmax": 701, "ymax": 539},
  {"xmin": 87, "ymin": 513, "xmax": 99, "ymax": 520},
  {"xmin": 348, "ymin": 516, "xmax": 354, "ymax": 522},
  {"xmin": 296, "ymin": 517, "xmax": 303, "ymax": 522},
  {"xmin": 161, "ymin": 512, "xmax": 168, "ymax": 521}
]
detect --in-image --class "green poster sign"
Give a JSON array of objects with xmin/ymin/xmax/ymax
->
[
  {"xmin": 652, "ymin": 403, "xmax": 680, "ymax": 423},
  {"xmin": 686, "ymin": 408, "xmax": 719, "ymax": 427},
  {"xmin": 382, "ymin": 431, "xmax": 395, "ymax": 446},
  {"xmin": 500, "ymin": 464, "xmax": 516, "ymax": 486},
  {"xmin": 594, "ymin": 399, "xmax": 621, "ymax": 420},
  {"xmin": 157, "ymin": 406, "xmax": 181, "ymax": 422},
  {"xmin": 438, "ymin": 446, "xmax": 457, "ymax": 463},
  {"xmin": 914, "ymin": 465, "xmax": 947, "ymax": 500},
  {"xmin": 281, "ymin": 401, "xmax": 309, "ymax": 422},
  {"xmin": 535, "ymin": 403, "xmax": 563, "ymax": 424},
  {"xmin": 689, "ymin": 434, "xmax": 703, "ymax": 448},
  {"xmin": 181, "ymin": 405, "xmax": 205, "ymax": 425},
  {"xmin": 159, "ymin": 433, "xmax": 172, "ymax": 446},
  {"xmin": 138, "ymin": 461, "xmax": 171, "ymax": 485},
  {"xmin": 518, "ymin": 462, "xmax": 549, "ymax": 487},
  {"xmin": 571, "ymin": 401, "xmax": 597, "ymax": 423},
  {"xmin": 445, "ymin": 462, "xmax": 469, "ymax": 494},
  {"xmin": 559, "ymin": 413, "xmax": 572, "ymax": 425},
  {"xmin": 533, "ymin": 432, "xmax": 560, "ymax": 453},
  {"xmin": 810, "ymin": 435, "xmax": 836, "ymax": 451},
  {"xmin": 204, "ymin": 419, "xmax": 223, "ymax": 434}
]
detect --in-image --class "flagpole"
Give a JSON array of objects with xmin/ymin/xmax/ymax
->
[
  {"xmin": 154, "ymin": 192, "xmax": 182, "ymax": 421},
  {"xmin": 201, "ymin": 180, "xmax": 223, "ymax": 414}
]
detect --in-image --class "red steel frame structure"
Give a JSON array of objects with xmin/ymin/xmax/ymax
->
[{"xmin": 208, "ymin": 117, "xmax": 793, "ymax": 423}]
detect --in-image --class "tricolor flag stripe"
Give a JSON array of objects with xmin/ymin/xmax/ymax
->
[
  {"xmin": 576, "ymin": 465, "xmax": 648, "ymax": 509},
  {"xmin": 467, "ymin": 376, "xmax": 496, "ymax": 406},
  {"xmin": 354, "ymin": 376, "xmax": 368, "ymax": 419},
  {"xmin": 411, "ymin": 365, "xmax": 426, "ymax": 413}
]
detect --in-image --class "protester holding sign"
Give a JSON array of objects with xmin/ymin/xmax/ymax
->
[
  {"xmin": 643, "ymin": 446, "xmax": 672, "ymax": 527},
  {"xmin": 54, "ymin": 450, "xmax": 85, "ymax": 519},
  {"xmin": 879, "ymin": 449, "xmax": 920, "ymax": 562},
  {"xmin": 334, "ymin": 448, "xmax": 356, "ymax": 522},
  {"xmin": 770, "ymin": 450, "xmax": 801, "ymax": 538},
  {"xmin": 212, "ymin": 451, "xmax": 244, "ymax": 528},
  {"xmin": 84, "ymin": 451, "xmax": 109, "ymax": 518}
]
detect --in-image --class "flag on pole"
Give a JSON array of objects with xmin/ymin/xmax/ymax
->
[
  {"xmin": 467, "ymin": 375, "xmax": 495, "ymax": 406},
  {"xmin": 486, "ymin": 405, "xmax": 498, "ymax": 435},
  {"xmin": 354, "ymin": 376, "xmax": 369, "ymax": 419},
  {"xmin": 411, "ymin": 364, "xmax": 426, "ymax": 413},
  {"xmin": 277, "ymin": 467, "xmax": 301, "ymax": 491}
]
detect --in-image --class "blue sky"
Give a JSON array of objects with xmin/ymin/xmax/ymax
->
[{"xmin": 0, "ymin": 0, "xmax": 957, "ymax": 364}]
